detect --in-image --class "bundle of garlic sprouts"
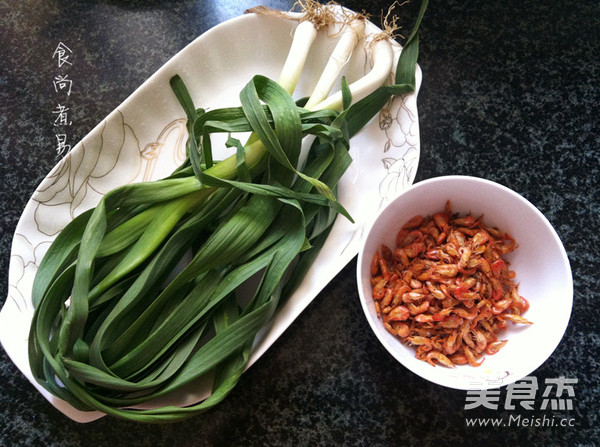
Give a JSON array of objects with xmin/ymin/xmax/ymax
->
[{"xmin": 28, "ymin": 0, "xmax": 428, "ymax": 423}]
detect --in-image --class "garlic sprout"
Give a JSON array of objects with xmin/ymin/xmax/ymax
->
[{"xmin": 28, "ymin": 0, "xmax": 428, "ymax": 423}]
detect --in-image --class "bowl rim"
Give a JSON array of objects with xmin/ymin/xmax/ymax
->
[{"xmin": 356, "ymin": 175, "xmax": 574, "ymax": 390}]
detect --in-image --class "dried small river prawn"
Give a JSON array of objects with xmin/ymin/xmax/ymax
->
[{"xmin": 370, "ymin": 200, "xmax": 532, "ymax": 368}]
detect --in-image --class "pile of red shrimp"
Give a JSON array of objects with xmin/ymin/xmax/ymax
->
[{"xmin": 370, "ymin": 201, "xmax": 532, "ymax": 368}]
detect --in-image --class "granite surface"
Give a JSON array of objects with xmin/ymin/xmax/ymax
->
[{"xmin": 1, "ymin": 0, "xmax": 598, "ymax": 445}]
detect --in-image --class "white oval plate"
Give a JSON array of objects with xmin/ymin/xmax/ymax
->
[{"xmin": 0, "ymin": 8, "xmax": 421, "ymax": 422}]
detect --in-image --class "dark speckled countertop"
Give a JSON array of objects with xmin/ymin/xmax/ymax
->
[{"xmin": 1, "ymin": 0, "xmax": 598, "ymax": 446}]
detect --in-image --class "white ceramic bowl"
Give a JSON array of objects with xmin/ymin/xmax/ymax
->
[{"xmin": 356, "ymin": 175, "xmax": 573, "ymax": 390}]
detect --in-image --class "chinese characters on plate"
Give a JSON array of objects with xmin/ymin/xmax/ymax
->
[{"xmin": 52, "ymin": 42, "xmax": 73, "ymax": 157}]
